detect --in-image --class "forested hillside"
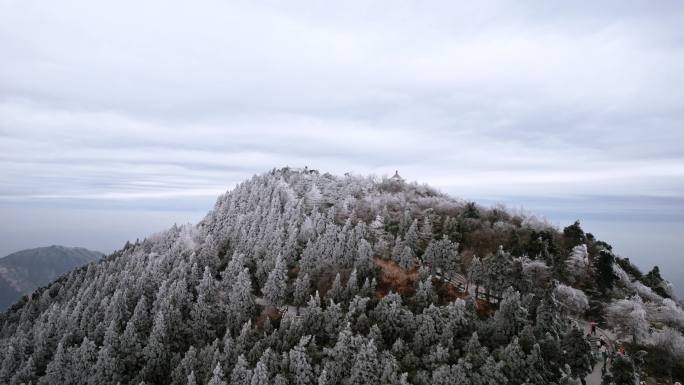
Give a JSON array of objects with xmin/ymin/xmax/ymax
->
[
  {"xmin": 0, "ymin": 168, "xmax": 681, "ymax": 385},
  {"xmin": 0, "ymin": 246, "xmax": 103, "ymax": 311}
]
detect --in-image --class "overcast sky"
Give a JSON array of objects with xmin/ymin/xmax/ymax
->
[{"xmin": 1, "ymin": 1, "xmax": 683, "ymax": 290}]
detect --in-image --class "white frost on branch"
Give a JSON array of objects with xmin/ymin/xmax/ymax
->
[
  {"xmin": 605, "ymin": 295, "xmax": 649, "ymax": 345},
  {"xmin": 554, "ymin": 284, "xmax": 589, "ymax": 316},
  {"xmin": 565, "ymin": 244, "xmax": 589, "ymax": 284},
  {"xmin": 651, "ymin": 327, "xmax": 684, "ymax": 360},
  {"xmin": 631, "ymin": 281, "xmax": 662, "ymax": 302},
  {"xmin": 651, "ymin": 298, "xmax": 684, "ymax": 329}
]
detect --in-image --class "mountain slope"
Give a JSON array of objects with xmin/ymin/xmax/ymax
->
[
  {"xmin": 0, "ymin": 168, "xmax": 681, "ymax": 385},
  {"xmin": 0, "ymin": 245, "xmax": 103, "ymax": 310},
  {"xmin": 0, "ymin": 279, "xmax": 21, "ymax": 314}
]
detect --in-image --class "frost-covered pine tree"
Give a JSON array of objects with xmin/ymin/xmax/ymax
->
[
  {"xmin": 478, "ymin": 356, "xmax": 508, "ymax": 384},
  {"xmin": 500, "ymin": 338, "xmax": 528, "ymax": 384},
  {"xmin": 376, "ymin": 351, "xmax": 399, "ymax": 385},
  {"xmin": 141, "ymin": 311, "xmax": 171, "ymax": 384},
  {"xmin": 414, "ymin": 277, "xmax": 437, "ymax": 311},
  {"xmin": 289, "ymin": 336, "xmax": 314, "ymax": 385},
  {"xmin": 10, "ymin": 356, "xmax": 36, "ymax": 385},
  {"xmin": 468, "ymin": 256, "xmax": 484, "ymax": 297},
  {"xmin": 92, "ymin": 344, "xmax": 118, "ymax": 385},
  {"xmin": 299, "ymin": 216, "xmax": 315, "ymax": 243},
  {"xmin": 526, "ymin": 343, "xmax": 552, "ymax": 385},
  {"xmin": 398, "ymin": 246, "xmax": 414, "ymax": 270},
  {"xmin": 302, "ymin": 292, "xmax": 324, "ymax": 335},
  {"xmin": 293, "ymin": 273, "xmax": 311, "ymax": 307},
  {"xmin": 404, "ymin": 220, "xmax": 419, "ymax": 252},
  {"xmin": 594, "ymin": 249, "xmax": 616, "ymax": 292},
  {"xmin": 223, "ymin": 253, "xmax": 247, "ymax": 283},
  {"xmin": 535, "ymin": 289, "xmax": 562, "ymax": 338},
  {"xmin": 553, "ymin": 284, "xmax": 589, "ymax": 317},
  {"xmin": 229, "ymin": 269, "xmax": 256, "ymax": 330},
  {"xmin": 71, "ymin": 336, "xmax": 98, "ymax": 384},
  {"xmin": 171, "ymin": 346, "xmax": 198, "ymax": 385},
  {"xmin": 39, "ymin": 342, "xmax": 67, "ymax": 385},
  {"xmin": 120, "ymin": 295, "xmax": 151, "ymax": 356},
  {"xmin": 198, "ymin": 234, "xmax": 220, "ymax": 271},
  {"xmin": 345, "ymin": 269, "xmax": 359, "ymax": 299},
  {"xmin": 413, "ymin": 313, "xmax": 438, "ymax": 354},
  {"xmin": 322, "ymin": 323, "xmax": 354, "ymax": 384},
  {"xmin": 264, "ymin": 254, "xmax": 288, "ymax": 306},
  {"xmin": 300, "ymin": 241, "xmax": 318, "ymax": 275},
  {"xmin": 191, "ymin": 266, "xmax": 221, "ymax": 342},
  {"xmin": 482, "ymin": 247, "xmax": 512, "ymax": 299},
  {"xmin": 558, "ymin": 365, "xmax": 582, "ymax": 385},
  {"xmin": 325, "ymin": 273, "xmax": 344, "ymax": 303},
  {"xmin": 207, "ymin": 363, "xmax": 227, "ymax": 385},
  {"xmin": 231, "ymin": 355, "xmax": 253, "ymax": 385},
  {"xmin": 355, "ymin": 239, "xmax": 375, "ymax": 280},
  {"xmin": 250, "ymin": 357, "xmax": 270, "ymax": 385},
  {"xmin": 422, "ymin": 236, "xmax": 459, "ymax": 275},
  {"xmin": 463, "ymin": 332, "xmax": 487, "ymax": 370},
  {"xmin": 611, "ymin": 354, "xmax": 636, "ymax": 385},
  {"xmin": 349, "ymin": 340, "xmax": 380, "ymax": 385},
  {"xmin": 391, "ymin": 235, "xmax": 404, "ymax": 263},
  {"xmin": 429, "ymin": 364, "xmax": 451, "ymax": 385},
  {"xmin": 317, "ymin": 368, "xmax": 330, "ymax": 385},
  {"xmin": 539, "ymin": 332, "xmax": 563, "ymax": 381},
  {"xmin": 605, "ymin": 295, "xmax": 649, "ymax": 344},
  {"xmin": 187, "ymin": 371, "xmax": 198, "ymax": 385},
  {"xmin": 565, "ymin": 244, "xmax": 589, "ymax": 283},
  {"xmin": 493, "ymin": 288, "xmax": 528, "ymax": 345},
  {"xmin": 421, "ymin": 211, "xmax": 433, "ymax": 234},
  {"xmin": 560, "ymin": 327, "xmax": 593, "ymax": 380}
]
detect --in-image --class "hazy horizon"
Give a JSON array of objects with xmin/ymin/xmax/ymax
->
[{"xmin": 1, "ymin": 173, "xmax": 682, "ymax": 296}]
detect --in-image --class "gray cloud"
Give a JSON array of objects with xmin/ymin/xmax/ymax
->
[{"xmin": 1, "ymin": 1, "xmax": 683, "ymax": 289}]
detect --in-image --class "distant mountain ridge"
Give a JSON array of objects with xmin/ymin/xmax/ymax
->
[{"xmin": 0, "ymin": 245, "xmax": 103, "ymax": 310}]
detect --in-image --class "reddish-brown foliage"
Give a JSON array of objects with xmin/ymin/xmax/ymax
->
[
  {"xmin": 256, "ymin": 304, "xmax": 282, "ymax": 330},
  {"xmin": 374, "ymin": 257, "xmax": 418, "ymax": 297},
  {"xmin": 433, "ymin": 279, "xmax": 467, "ymax": 303},
  {"xmin": 316, "ymin": 268, "xmax": 352, "ymax": 298},
  {"xmin": 463, "ymin": 228, "xmax": 510, "ymax": 257},
  {"xmin": 375, "ymin": 257, "xmax": 495, "ymax": 317}
]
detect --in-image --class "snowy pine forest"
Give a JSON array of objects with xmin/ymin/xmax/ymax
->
[{"xmin": 1, "ymin": 167, "xmax": 682, "ymax": 385}]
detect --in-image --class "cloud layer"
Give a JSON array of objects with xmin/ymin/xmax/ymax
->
[{"xmin": 1, "ymin": 1, "xmax": 683, "ymax": 288}]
